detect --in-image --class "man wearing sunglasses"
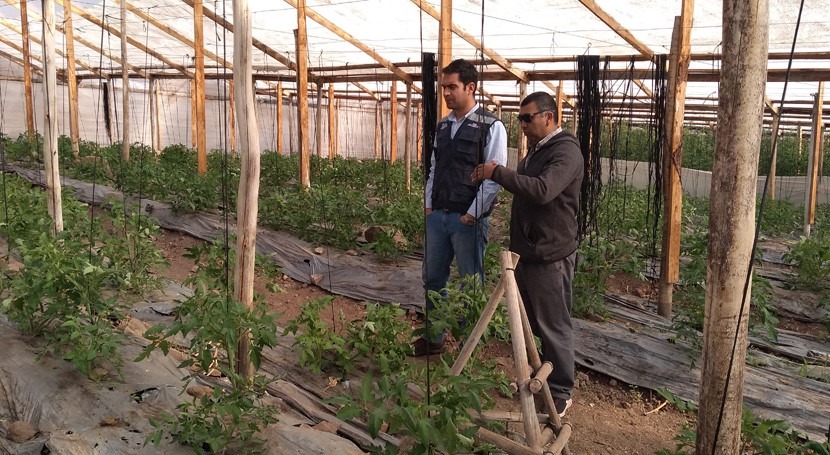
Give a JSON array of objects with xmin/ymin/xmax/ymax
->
[
  {"xmin": 412, "ymin": 58, "xmax": 507, "ymax": 356},
  {"xmin": 471, "ymin": 91, "xmax": 583, "ymax": 418}
]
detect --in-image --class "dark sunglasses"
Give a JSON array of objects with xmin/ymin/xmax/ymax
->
[{"xmin": 517, "ymin": 111, "xmax": 549, "ymax": 123}]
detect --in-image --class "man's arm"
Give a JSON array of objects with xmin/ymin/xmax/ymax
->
[
  {"xmin": 491, "ymin": 144, "xmax": 583, "ymax": 205},
  {"xmin": 424, "ymin": 138, "xmax": 438, "ymax": 214},
  {"xmin": 465, "ymin": 120, "xmax": 507, "ymax": 218}
]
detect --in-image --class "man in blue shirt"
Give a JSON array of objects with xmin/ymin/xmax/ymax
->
[{"xmin": 412, "ymin": 59, "xmax": 507, "ymax": 356}]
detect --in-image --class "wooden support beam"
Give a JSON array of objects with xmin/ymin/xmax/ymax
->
[
  {"xmin": 697, "ymin": 0, "xmax": 768, "ymax": 451},
  {"xmin": 556, "ymin": 81, "xmax": 564, "ymax": 124},
  {"xmin": 416, "ymin": 103, "xmax": 422, "ymax": 162},
  {"xmin": 316, "ymin": 84, "xmax": 323, "ymax": 158},
  {"xmin": 578, "ymin": 0, "xmax": 654, "ymax": 57},
  {"xmin": 390, "ymin": 81, "xmax": 398, "ymax": 163},
  {"xmin": 194, "ymin": 0, "xmax": 207, "ymax": 173},
  {"xmin": 282, "ymin": 0, "xmax": 418, "ymax": 95},
  {"xmin": 328, "ymin": 84, "xmax": 336, "ymax": 159},
  {"xmin": 351, "ymin": 81, "xmax": 381, "ymax": 101},
  {"xmin": 518, "ymin": 81, "xmax": 527, "ymax": 159},
  {"xmin": 657, "ymin": 6, "xmax": 693, "ymax": 319},
  {"xmin": 191, "ymin": 79, "xmax": 197, "ymax": 147},
  {"xmin": 404, "ymin": 83, "xmax": 412, "ymax": 191},
  {"xmin": 277, "ymin": 81, "xmax": 284, "ymax": 154},
  {"xmin": 374, "ymin": 101, "xmax": 381, "ymax": 159},
  {"xmin": 182, "ymin": 0, "xmax": 297, "ymax": 73},
  {"xmin": 804, "ymin": 82, "xmax": 824, "ymax": 237},
  {"xmin": 149, "ymin": 76, "xmax": 159, "ymax": 153},
  {"xmin": 121, "ymin": 0, "xmax": 130, "ymax": 162},
  {"xmin": 438, "ymin": 0, "xmax": 452, "ymax": 119},
  {"xmin": 42, "ymin": 0, "xmax": 63, "ymax": 232},
  {"xmin": 55, "ymin": 0, "xmax": 192, "ymax": 76},
  {"xmin": 232, "ymin": 0, "xmax": 262, "ymax": 380},
  {"xmin": 295, "ymin": 4, "xmax": 310, "ymax": 188},
  {"xmin": 229, "ymin": 80, "xmax": 236, "ymax": 156},
  {"xmin": 63, "ymin": 0, "xmax": 80, "ymax": 160},
  {"xmin": 768, "ymin": 114, "xmax": 780, "ymax": 200},
  {"xmin": 0, "ymin": 49, "xmax": 39, "ymax": 74},
  {"xmin": 19, "ymin": 0, "xmax": 34, "ymax": 140}
]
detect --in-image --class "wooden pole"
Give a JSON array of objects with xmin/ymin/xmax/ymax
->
[
  {"xmin": 191, "ymin": 79, "xmax": 197, "ymax": 147},
  {"xmin": 277, "ymin": 81, "xmax": 284, "ymax": 154},
  {"xmin": 288, "ymin": 94, "xmax": 295, "ymax": 155},
  {"xmin": 106, "ymin": 77, "xmax": 115, "ymax": 144},
  {"xmin": 229, "ymin": 80, "xmax": 236, "ymax": 156},
  {"xmin": 42, "ymin": 0, "xmax": 62, "ymax": 233},
  {"xmin": 328, "ymin": 83, "xmax": 335, "ymax": 159},
  {"xmin": 798, "ymin": 125, "xmax": 803, "ymax": 157},
  {"xmin": 194, "ymin": 0, "xmax": 207, "ymax": 173},
  {"xmin": 768, "ymin": 114, "xmax": 780, "ymax": 200},
  {"xmin": 149, "ymin": 76, "xmax": 157, "ymax": 152},
  {"xmin": 404, "ymin": 83, "xmax": 413, "ymax": 191},
  {"xmin": 518, "ymin": 81, "xmax": 527, "ymax": 159},
  {"xmin": 154, "ymin": 78, "xmax": 162, "ymax": 152},
  {"xmin": 804, "ymin": 83, "xmax": 824, "ymax": 237},
  {"xmin": 374, "ymin": 101, "xmax": 381, "ymax": 159},
  {"xmin": 438, "ymin": 0, "xmax": 452, "ymax": 119},
  {"xmin": 315, "ymin": 83, "xmax": 323, "ymax": 158},
  {"xmin": 333, "ymin": 99, "xmax": 339, "ymax": 156},
  {"xmin": 416, "ymin": 103, "xmax": 422, "ymax": 162},
  {"xmin": 696, "ymin": 0, "xmax": 768, "ymax": 452},
  {"xmin": 556, "ymin": 80, "xmax": 564, "ymax": 124},
  {"xmin": 63, "ymin": 0, "xmax": 80, "ymax": 160},
  {"xmin": 658, "ymin": 5, "xmax": 693, "ymax": 319},
  {"xmin": 390, "ymin": 81, "xmax": 398, "ymax": 163},
  {"xmin": 120, "ymin": 0, "xmax": 130, "ymax": 162},
  {"xmin": 295, "ymin": 4, "xmax": 310, "ymax": 187},
  {"xmin": 232, "ymin": 0, "xmax": 262, "ymax": 380},
  {"xmin": 20, "ymin": 0, "xmax": 34, "ymax": 141}
]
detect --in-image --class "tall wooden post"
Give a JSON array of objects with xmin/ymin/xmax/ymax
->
[
  {"xmin": 404, "ymin": 83, "xmax": 413, "ymax": 191},
  {"xmin": 149, "ymin": 76, "xmax": 157, "ymax": 152},
  {"xmin": 154, "ymin": 78, "xmax": 162, "ymax": 152},
  {"xmin": 416, "ymin": 103, "xmax": 422, "ymax": 162},
  {"xmin": 768, "ymin": 114, "xmax": 780, "ymax": 200},
  {"xmin": 797, "ymin": 125, "xmax": 803, "ymax": 157},
  {"xmin": 277, "ymin": 81, "xmax": 284, "ymax": 154},
  {"xmin": 696, "ymin": 0, "xmax": 768, "ymax": 452},
  {"xmin": 232, "ymin": 0, "xmax": 262, "ymax": 380},
  {"xmin": 804, "ymin": 82, "xmax": 824, "ymax": 238},
  {"xmin": 374, "ymin": 101, "xmax": 381, "ymax": 159},
  {"xmin": 438, "ymin": 0, "xmax": 452, "ymax": 119},
  {"xmin": 288, "ymin": 94, "xmax": 295, "ymax": 155},
  {"xmin": 328, "ymin": 84, "xmax": 336, "ymax": 159},
  {"xmin": 120, "ymin": 0, "xmax": 130, "ymax": 161},
  {"xmin": 556, "ymin": 81, "xmax": 564, "ymax": 124},
  {"xmin": 63, "ymin": 0, "xmax": 80, "ymax": 160},
  {"xmin": 315, "ymin": 84, "xmax": 323, "ymax": 158},
  {"xmin": 20, "ymin": 0, "xmax": 35, "ymax": 141},
  {"xmin": 106, "ymin": 77, "xmax": 115, "ymax": 144},
  {"xmin": 194, "ymin": 0, "xmax": 207, "ymax": 173},
  {"xmin": 191, "ymin": 79, "xmax": 197, "ymax": 147},
  {"xmin": 658, "ymin": 6, "xmax": 693, "ymax": 319},
  {"xmin": 518, "ymin": 81, "xmax": 527, "ymax": 159},
  {"xmin": 390, "ymin": 81, "xmax": 398, "ymax": 163},
  {"xmin": 42, "ymin": 0, "xmax": 62, "ymax": 232},
  {"xmin": 229, "ymin": 80, "xmax": 236, "ymax": 156},
  {"xmin": 294, "ymin": 3, "xmax": 310, "ymax": 187},
  {"xmin": 333, "ymin": 99, "xmax": 339, "ymax": 156}
]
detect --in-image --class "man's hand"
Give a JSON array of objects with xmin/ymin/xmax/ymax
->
[
  {"xmin": 425, "ymin": 208, "xmax": 432, "ymax": 216},
  {"xmin": 460, "ymin": 213, "xmax": 476, "ymax": 226},
  {"xmin": 471, "ymin": 160, "xmax": 499, "ymax": 182}
]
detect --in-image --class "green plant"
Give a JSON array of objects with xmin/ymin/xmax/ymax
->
[
  {"xmin": 283, "ymin": 296, "xmax": 347, "ymax": 374},
  {"xmin": 101, "ymin": 199, "xmax": 167, "ymax": 295},
  {"xmin": 785, "ymin": 233, "xmax": 830, "ymax": 289},
  {"xmin": 423, "ymin": 275, "xmax": 510, "ymax": 344},
  {"xmin": 655, "ymin": 387, "xmax": 698, "ymax": 413}
]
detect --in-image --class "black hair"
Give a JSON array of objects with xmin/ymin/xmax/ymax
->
[
  {"xmin": 521, "ymin": 91, "xmax": 559, "ymax": 123},
  {"xmin": 442, "ymin": 59, "xmax": 478, "ymax": 92}
]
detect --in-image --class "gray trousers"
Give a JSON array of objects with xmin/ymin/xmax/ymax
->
[{"xmin": 514, "ymin": 252, "xmax": 576, "ymax": 400}]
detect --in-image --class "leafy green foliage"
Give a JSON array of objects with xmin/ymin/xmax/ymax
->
[
  {"xmin": 785, "ymin": 233, "xmax": 830, "ymax": 289},
  {"xmin": 282, "ymin": 296, "xmax": 347, "ymax": 374}
]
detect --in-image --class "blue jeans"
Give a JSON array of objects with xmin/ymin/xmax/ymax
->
[{"xmin": 422, "ymin": 210, "xmax": 490, "ymax": 342}]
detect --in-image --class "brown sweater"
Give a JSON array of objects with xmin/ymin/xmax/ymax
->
[{"xmin": 492, "ymin": 131, "xmax": 583, "ymax": 263}]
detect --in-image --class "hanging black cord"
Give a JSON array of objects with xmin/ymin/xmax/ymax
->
[
  {"xmin": 710, "ymin": 1, "xmax": 804, "ymax": 452},
  {"xmin": 88, "ymin": 0, "xmax": 111, "ymax": 261}
]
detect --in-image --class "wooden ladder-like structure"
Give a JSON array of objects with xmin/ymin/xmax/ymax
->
[{"xmin": 449, "ymin": 251, "xmax": 572, "ymax": 455}]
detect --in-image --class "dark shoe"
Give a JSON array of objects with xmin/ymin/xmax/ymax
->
[
  {"xmin": 553, "ymin": 397, "xmax": 572, "ymax": 418},
  {"xmin": 409, "ymin": 338, "xmax": 446, "ymax": 356}
]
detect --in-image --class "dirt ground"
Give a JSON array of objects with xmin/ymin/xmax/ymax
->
[{"xmin": 156, "ymin": 229, "xmax": 695, "ymax": 454}]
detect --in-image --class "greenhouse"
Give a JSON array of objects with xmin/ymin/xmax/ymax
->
[{"xmin": 0, "ymin": 0, "xmax": 828, "ymax": 454}]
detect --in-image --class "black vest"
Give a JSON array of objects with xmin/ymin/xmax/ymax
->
[{"xmin": 431, "ymin": 107, "xmax": 499, "ymax": 215}]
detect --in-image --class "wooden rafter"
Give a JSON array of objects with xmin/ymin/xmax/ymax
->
[
  {"xmin": 578, "ymin": 0, "xmax": 654, "ymax": 57},
  {"xmin": 54, "ymin": 0, "xmax": 192, "ymax": 76},
  {"xmin": 0, "ymin": 36, "xmax": 42, "ymax": 74},
  {"xmin": 282, "ymin": 0, "xmax": 422, "ymax": 95}
]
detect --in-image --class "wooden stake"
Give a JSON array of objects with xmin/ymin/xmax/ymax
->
[
  {"xmin": 120, "ymin": 0, "xmax": 130, "ymax": 162},
  {"xmin": 390, "ymin": 81, "xmax": 398, "ymax": 163},
  {"xmin": 438, "ymin": 0, "xmax": 452, "ymax": 119},
  {"xmin": 374, "ymin": 101, "xmax": 381, "ymax": 159},
  {"xmin": 194, "ymin": 0, "xmax": 207, "ymax": 173},
  {"xmin": 63, "ymin": 0, "xmax": 80, "ymax": 160},
  {"xmin": 556, "ymin": 80, "xmax": 564, "ymax": 124},
  {"xmin": 277, "ymin": 81, "xmax": 284, "ymax": 154},
  {"xmin": 229, "ymin": 80, "xmax": 236, "ymax": 156},
  {"xmin": 154, "ymin": 78, "xmax": 162, "ymax": 152},
  {"xmin": 191, "ymin": 79, "xmax": 197, "ymax": 147},
  {"xmin": 768, "ymin": 114, "xmax": 780, "ymax": 200},
  {"xmin": 294, "ymin": 9, "xmax": 310, "ymax": 187},
  {"xmin": 697, "ymin": 0, "xmax": 768, "ymax": 452},
  {"xmin": 416, "ymin": 103, "xmax": 422, "ymax": 162},
  {"xmin": 518, "ymin": 81, "xmax": 527, "ymax": 159},
  {"xmin": 42, "ymin": 0, "xmax": 62, "ymax": 233},
  {"xmin": 149, "ymin": 76, "xmax": 157, "ymax": 152},
  {"xmin": 658, "ymin": 6, "xmax": 693, "ymax": 319},
  {"xmin": 328, "ymin": 83, "xmax": 335, "ymax": 159},
  {"xmin": 232, "ymin": 0, "xmax": 262, "ymax": 380},
  {"xmin": 804, "ymin": 82, "xmax": 824, "ymax": 237},
  {"xmin": 316, "ymin": 83, "xmax": 323, "ymax": 158},
  {"xmin": 404, "ymin": 83, "xmax": 412, "ymax": 191},
  {"xmin": 20, "ymin": 0, "xmax": 34, "ymax": 141},
  {"xmin": 798, "ymin": 125, "xmax": 803, "ymax": 157}
]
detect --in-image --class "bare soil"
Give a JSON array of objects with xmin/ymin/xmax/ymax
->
[{"xmin": 155, "ymin": 229, "xmax": 696, "ymax": 454}]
